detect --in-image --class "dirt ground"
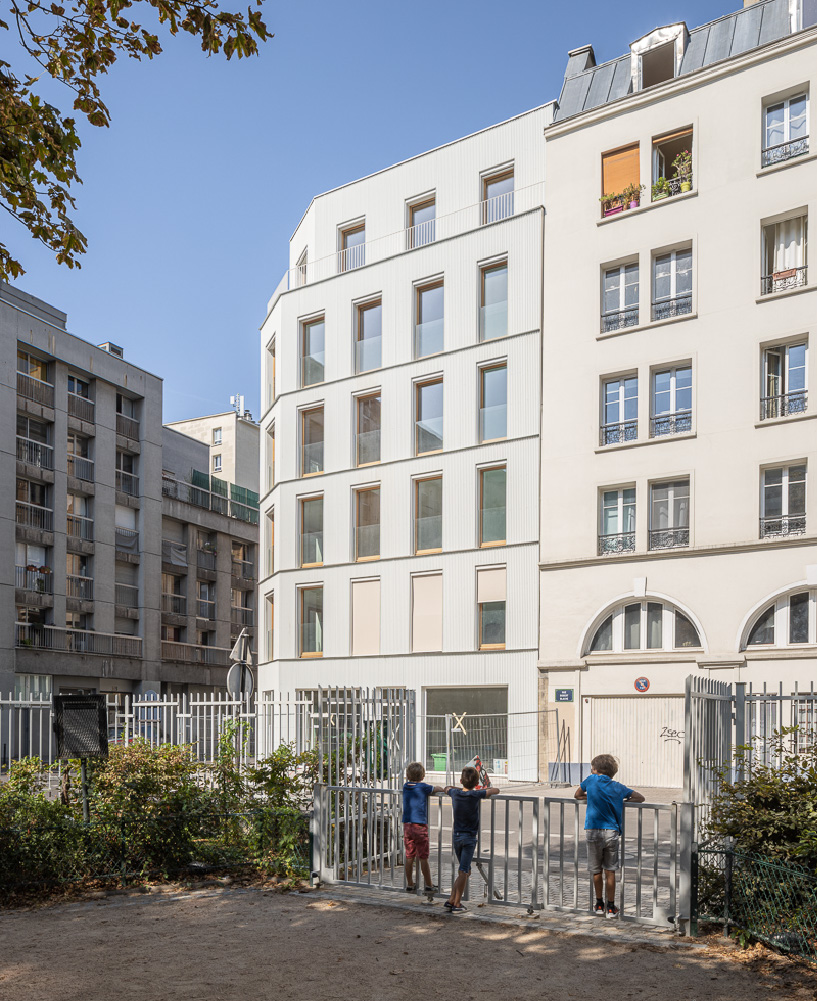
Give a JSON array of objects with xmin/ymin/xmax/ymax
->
[{"xmin": 0, "ymin": 884, "xmax": 813, "ymax": 1001}]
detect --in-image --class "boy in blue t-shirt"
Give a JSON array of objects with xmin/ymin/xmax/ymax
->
[
  {"xmin": 443, "ymin": 765, "xmax": 501, "ymax": 913},
  {"xmin": 574, "ymin": 753, "xmax": 644, "ymax": 918},
  {"xmin": 402, "ymin": 762, "xmax": 446, "ymax": 893}
]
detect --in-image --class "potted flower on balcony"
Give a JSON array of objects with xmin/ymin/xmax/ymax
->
[
  {"xmin": 599, "ymin": 192, "xmax": 623, "ymax": 217},
  {"xmin": 672, "ymin": 149, "xmax": 692, "ymax": 192},
  {"xmin": 652, "ymin": 176, "xmax": 671, "ymax": 201},
  {"xmin": 622, "ymin": 182, "xmax": 645, "ymax": 210}
]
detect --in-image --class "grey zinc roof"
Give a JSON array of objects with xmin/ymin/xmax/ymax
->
[{"xmin": 553, "ymin": 0, "xmax": 814, "ymax": 123}]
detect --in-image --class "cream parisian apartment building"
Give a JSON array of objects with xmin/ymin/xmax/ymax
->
[
  {"xmin": 258, "ymin": 0, "xmax": 815, "ymax": 784},
  {"xmin": 166, "ymin": 406, "xmax": 260, "ymax": 495},
  {"xmin": 539, "ymin": 0, "xmax": 816, "ymax": 786}
]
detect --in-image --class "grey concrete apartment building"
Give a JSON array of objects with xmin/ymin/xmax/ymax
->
[{"xmin": 2, "ymin": 284, "xmax": 259, "ymax": 700}]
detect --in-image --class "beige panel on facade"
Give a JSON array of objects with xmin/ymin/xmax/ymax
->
[
  {"xmin": 587, "ymin": 696, "xmax": 684, "ymax": 788},
  {"xmin": 412, "ymin": 573, "xmax": 442, "ymax": 652},
  {"xmin": 477, "ymin": 566, "xmax": 506, "ymax": 603},
  {"xmin": 351, "ymin": 579, "xmax": 380, "ymax": 656}
]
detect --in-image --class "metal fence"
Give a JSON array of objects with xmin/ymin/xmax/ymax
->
[
  {"xmin": 312, "ymin": 785, "xmax": 692, "ymax": 930},
  {"xmin": 692, "ymin": 842, "xmax": 816, "ymax": 960}
]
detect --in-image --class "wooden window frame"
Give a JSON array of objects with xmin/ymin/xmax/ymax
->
[
  {"xmin": 356, "ymin": 392, "xmax": 381, "ymax": 468},
  {"xmin": 482, "ymin": 168, "xmax": 514, "ymax": 202},
  {"xmin": 478, "ymin": 600, "xmax": 506, "ymax": 651},
  {"xmin": 300, "ymin": 406, "xmax": 324, "ymax": 478},
  {"xmin": 479, "ymin": 363, "xmax": 507, "ymax": 443},
  {"xmin": 300, "ymin": 316, "xmax": 325, "ymax": 388},
  {"xmin": 299, "ymin": 495, "xmax": 324, "ymax": 569},
  {"xmin": 479, "ymin": 465, "xmax": 507, "ymax": 548},
  {"xmin": 355, "ymin": 485, "xmax": 381, "ymax": 562},
  {"xmin": 414, "ymin": 475, "xmax": 442, "ymax": 555},
  {"xmin": 415, "ymin": 378, "xmax": 443, "ymax": 456},
  {"xmin": 299, "ymin": 585, "xmax": 324, "ymax": 659},
  {"xmin": 355, "ymin": 298, "xmax": 382, "ymax": 374},
  {"xmin": 415, "ymin": 280, "xmax": 444, "ymax": 358}
]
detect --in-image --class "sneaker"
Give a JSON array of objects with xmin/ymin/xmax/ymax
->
[
  {"xmin": 405, "ymin": 885, "xmax": 416, "ymax": 893},
  {"xmin": 423, "ymin": 885, "xmax": 438, "ymax": 894},
  {"xmin": 606, "ymin": 902, "xmax": 619, "ymax": 919},
  {"xmin": 450, "ymin": 904, "xmax": 467, "ymax": 914},
  {"xmin": 593, "ymin": 900, "xmax": 605, "ymax": 915},
  {"xmin": 443, "ymin": 901, "xmax": 454, "ymax": 910}
]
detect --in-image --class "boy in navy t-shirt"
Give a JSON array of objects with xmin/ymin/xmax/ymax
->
[
  {"xmin": 575, "ymin": 753, "xmax": 644, "ymax": 918},
  {"xmin": 402, "ymin": 762, "xmax": 445, "ymax": 893},
  {"xmin": 443, "ymin": 765, "xmax": 500, "ymax": 913}
]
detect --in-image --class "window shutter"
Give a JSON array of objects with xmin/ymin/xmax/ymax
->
[
  {"xmin": 602, "ymin": 145, "xmax": 640, "ymax": 195},
  {"xmin": 351, "ymin": 579, "xmax": 380, "ymax": 656},
  {"xmin": 477, "ymin": 567, "xmax": 506, "ymax": 604},
  {"xmin": 412, "ymin": 574, "xmax": 442, "ymax": 652}
]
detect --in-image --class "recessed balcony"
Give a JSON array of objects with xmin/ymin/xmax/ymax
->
[
  {"xmin": 17, "ymin": 436, "xmax": 53, "ymax": 470},
  {"xmin": 67, "ymin": 392, "xmax": 95, "ymax": 424},
  {"xmin": 17, "ymin": 372, "xmax": 54, "ymax": 408},
  {"xmin": 15, "ymin": 624, "xmax": 142, "ymax": 657},
  {"xmin": 161, "ymin": 641, "xmax": 230, "ymax": 666},
  {"xmin": 66, "ymin": 574, "xmax": 94, "ymax": 600},
  {"xmin": 67, "ymin": 454, "xmax": 94, "ymax": 483}
]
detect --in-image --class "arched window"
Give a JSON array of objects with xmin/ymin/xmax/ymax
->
[
  {"xmin": 587, "ymin": 599, "xmax": 702, "ymax": 654},
  {"xmin": 745, "ymin": 590, "xmax": 815, "ymax": 648}
]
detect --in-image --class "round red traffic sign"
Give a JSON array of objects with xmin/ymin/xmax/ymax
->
[{"xmin": 634, "ymin": 677, "xmax": 650, "ymax": 693}]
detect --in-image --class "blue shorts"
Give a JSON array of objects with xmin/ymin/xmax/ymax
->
[{"xmin": 453, "ymin": 833, "xmax": 478, "ymax": 874}]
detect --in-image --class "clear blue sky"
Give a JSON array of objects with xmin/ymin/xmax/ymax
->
[{"xmin": 10, "ymin": 0, "xmax": 732, "ymax": 422}]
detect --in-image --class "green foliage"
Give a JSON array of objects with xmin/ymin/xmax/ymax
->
[
  {"xmin": 0, "ymin": 0, "xmax": 271, "ymax": 280},
  {"xmin": 245, "ymin": 741, "xmax": 317, "ymax": 810}
]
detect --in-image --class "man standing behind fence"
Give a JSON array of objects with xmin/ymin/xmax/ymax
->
[{"xmin": 574, "ymin": 754, "xmax": 644, "ymax": 918}]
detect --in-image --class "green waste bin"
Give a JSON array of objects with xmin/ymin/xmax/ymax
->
[{"xmin": 431, "ymin": 753, "xmax": 447, "ymax": 771}]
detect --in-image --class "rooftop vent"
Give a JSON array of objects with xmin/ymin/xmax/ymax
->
[{"xmin": 98, "ymin": 341, "xmax": 124, "ymax": 358}]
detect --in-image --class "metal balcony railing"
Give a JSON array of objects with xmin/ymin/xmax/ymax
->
[
  {"xmin": 197, "ymin": 548, "xmax": 217, "ymax": 571},
  {"xmin": 162, "ymin": 593, "xmax": 186, "ymax": 615},
  {"xmin": 15, "ymin": 624, "xmax": 142, "ymax": 657},
  {"xmin": 231, "ymin": 558, "xmax": 255, "ymax": 580},
  {"xmin": 651, "ymin": 174, "xmax": 692, "ymax": 201},
  {"xmin": 16, "ymin": 436, "xmax": 54, "ymax": 469},
  {"xmin": 760, "ymin": 514, "xmax": 807, "ymax": 538},
  {"xmin": 599, "ymin": 420, "xmax": 638, "ymax": 446},
  {"xmin": 116, "ymin": 413, "xmax": 140, "ymax": 439},
  {"xmin": 406, "ymin": 218, "xmax": 435, "ymax": 249},
  {"xmin": 67, "ymin": 392, "xmax": 95, "ymax": 423},
  {"xmin": 597, "ymin": 532, "xmax": 636, "ymax": 556},
  {"xmin": 115, "ymin": 583, "xmax": 139, "ymax": 608},
  {"xmin": 160, "ymin": 641, "xmax": 230, "ymax": 666},
  {"xmin": 17, "ymin": 371, "xmax": 54, "ymax": 407},
  {"xmin": 761, "ymin": 266, "xmax": 808, "ymax": 295},
  {"xmin": 197, "ymin": 598, "xmax": 216, "ymax": 620},
  {"xmin": 16, "ymin": 501, "xmax": 53, "ymax": 532},
  {"xmin": 648, "ymin": 527, "xmax": 690, "ymax": 550},
  {"xmin": 762, "ymin": 136, "xmax": 809, "ymax": 168},
  {"xmin": 760, "ymin": 391, "xmax": 808, "ymax": 420},
  {"xmin": 650, "ymin": 411, "xmax": 693, "ymax": 438},
  {"xmin": 15, "ymin": 566, "xmax": 53, "ymax": 592},
  {"xmin": 231, "ymin": 605, "xmax": 253, "ymax": 627},
  {"xmin": 161, "ymin": 475, "xmax": 259, "ymax": 525},
  {"xmin": 66, "ymin": 574, "xmax": 94, "ymax": 600},
  {"xmin": 651, "ymin": 295, "xmax": 693, "ymax": 322},
  {"xmin": 338, "ymin": 242, "xmax": 365, "ymax": 273},
  {"xmin": 67, "ymin": 514, "xmax": 94, "ymax": 541},
  {"xmin": 114, "ymin": 527, "xmax": 139, "ymax": 553},
  {"xmin": 601, "ymin": 307, "xmax": 639, "ymax": 333},
  {"xmin": 482, "ymin": 190, "xmax": 514, "ymax": 225},
  {"xmin": 67, "ymin": 454, "xmax": 94, "ymax": 482},
  {"xmin": 115, "ymin": 469, "xmax": 139, "ymax": 496}
]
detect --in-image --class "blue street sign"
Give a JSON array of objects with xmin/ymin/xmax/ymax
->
[{"xmin": 554, "ymin": 688, "xmax": 574, "ymax": 703}]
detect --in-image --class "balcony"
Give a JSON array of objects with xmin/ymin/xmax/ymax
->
[
  {"xmin": 66, "ymin": 574, "xmax": 94, "ymax": 600},
  {"xmin": 67, "ymin": 392, "xmax": 95, "ymax": 423},
  {"xmin": 231, "ymin": 605, "xmax": 253, "ymax": 627},
  {"xmin": 231, "ymin": 558, "xmax": 255, "ymax": 581},
  {"xmin": 161, "ymin": 641, "xmax": 230, "ymax": 667},
  {"xmin": 276, "ymin": 181, "xmax": 544, "ymax": 292},
  {"xmin": 116, "ymin": 413, "xmax": 140, "ymax": 440},
  {"xmin": 197, "ymin": 548, "xmax": 217, "ymax": 572},
  {"xmin": 761, "ymin": 267, "xmax": 808, "ymax": 296},
  {"xmin": 161, "ymin": 475, "xmax": 259, "ymax": 526},
  {"xmin": 599, "ymin": 420, "xmax": 638, "ymax": 447},
  {"xmin": 115, "ymin": 527, "xmax": 139, "ymax": 556},
  {"xmin": 17, "ymin": 436, "xmax": 54, "ymax": 469},
  {"xmin": 116, "ymin": 469, "xmax": 139, "ymax": 496},
  {"xmin": 762, "ymin": 136, "xmax": 809, "ymax": 168},
  {"xmin": 760, "ymin": 514, "xmax": 806, "ymax": 538},
  {"xmin": 601, "ymin": 307, "xmax": 639, "ymax": 334},
  {"xmin": 597, "ymin": 532, "xmax": 636, "ymax": 556},
  {"xmin": 67, "ymin": 454, "xmax": 94, "ymax": 482},
  {"xmin": 650, "ymin": 411, "xmax": 692, "ymax": 438},
  {"xmin": 760, "ymin": 391, "xmax": 808, "ymax": 421},
  {"xmin": 162, "ymin": 593, "xmax": 186, "ymax": 615},
  {"xmin": 15, "ymin": 623, "xmax": 142, "ymax": 657},
  {"xmin": 162, "ymin": 539, "xmax": 188, "ymax": 567},
  {"xmin": 197, "ymin": 598, "xmax": 216, "ymax": 620},
  {"xmin": 651, "ymin": 295, "xmax": 692, "ymax": 322},
  {"xmin": 16, "ymin": 501, "xmax": 53, "ymax": 532},
  {"xmin": 67, "ymin": 513, "xmax": 94, "ymax": 541},
  {"xmin": 15, "ymin": 566, "xmax": 53, "ymax": 593},
  {"xmin": 648, "ymin": 528, "xmax": 689, "ymax": 550},
  {"xmin": 115, "ymin": 583, "xmax": 139, "ymax": 608},
  {"xmin": 651, "ymin": 174, "xmax": 692, "ymax": 202},
  {"xmin": 17, "ymin": 371, "xmax": 54, "ymax": 408}
]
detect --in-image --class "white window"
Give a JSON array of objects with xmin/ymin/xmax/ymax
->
[
  {"xmin": 762, "ymin": 216, "xmax": 808, "ymax": 293},
  {"xmin": 480, "ymin": 261, "xmax": 508, "ymax": 341},
  {"xmin": 598, "ymin": 487, "xmax": 636, "ymax": 555},
  {"xmin": 761, "ymin": 463, "xmax": 807, "ymax": 537},
  {"xmin": 213, "ymin": 427, "xmax": 222, "ymax": 445},
  {"xmin": 213, "ymin": 454, "xmax": 222, "ymax": 473},
  {"xmin": 763, "ymin": 93, "xmax": 808, "ymax": 166},
  {"xmin": 339, "ymin": 222, "xmax": 365, "ymax": 272},
  {"xmin": 601, "ymin": 376, "xmax": 638, "ymax": 444},
  {"xmin": 651, "ymin": 365, "xmax": 692, "ymax": 437},
  {"xmin": 746, "ymin": 590, "xmax": 816, "ymax": 647},
  {"xmin": 482, "ymin": 168, "xmax": 514, "ymax": 223},
  {"xmin": 407, "ymin": 197, "xmax": 436, "ymax": 248},
  {"xmin": 761, "ymin": 342, "xmax": 807, "ymax": 419},
  {"xmin": 601, "ymin": 263, "xmax": 639, "ymax": 332},
  {"xmin": 649, "ymin": 479, "xmax": 690, "ymax": 550},
  {"xmin": 479, "ymin": 364, "xmax": 507, "ymax": 442},
  {"xmin": 589, "ymin": 600, "xmax": 701, "ymax": 654},
  {"xmin": 652, "ymin": 248, "xmax": 692, "ymax": 320}
]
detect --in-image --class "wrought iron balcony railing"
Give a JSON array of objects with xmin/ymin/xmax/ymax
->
[
  {"xmin": 648, "ymin": 527, "xmax": 690, "ymax": 550},
  {"xmin": 761, "ymin": 266, "xmax": 808, "ymax": 295},
  {"xmin": 762, "ymin": 136, "xmax": 809, "ymax": 168},
  {"xmin": 16, "ymin": 436, "xmax": 54, "ymax": 469},
  {"xmin": 650, "ymin": 411, "xmax": 693, "ymax": 438},
  {"xmin": 15, "ymin": 623, "xmax": 142, "ymax": 657},
  {"xmin": 651, "ymin": 295, "xmax": 693, "ymax": 322},
  {"xmin": 16, "ymin": 501, "xmax": 53, "ymax": 532},
  {"xmin": 599, "ymin": 420, "xmax": 638, "ymax": 446},
  {"xmin": 406, "ymin": 219, "xmax": 435, "ymax": 249},
  {"xmin": 598, "ymin": 532, "xmax": 636, "ymax": 556},
  {"xmin": 17, "ymin": 371, "xmax": 54, "ymax": 407},
  {"xmin": 15, "ymin": 566, "xmax": 53, "ymax": 592},
  {"xmin": 601, "ymin": 307, "xmax": 639, "ymax": 333},
  {"xmin": 760, "ymin": 514, "xmax": 807, "ymax": 538},
  {"xmin": 760, "ymin": 391, "xmax": 807, "ymax": 421},
  {"xmin": 67, "ymin": 392, "xmax": 95, "ymax": 423}
]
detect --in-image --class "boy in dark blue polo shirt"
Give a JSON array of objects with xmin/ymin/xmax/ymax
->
[
  {"xmin": 443, "ymin": 765, "xmax": 500, "ymax": 913},
  {"xmin": 574, "ymin": 754, "xmax": 644, "ymax": 918}
]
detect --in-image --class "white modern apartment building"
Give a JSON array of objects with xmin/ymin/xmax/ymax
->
[
  {"xmin": 257, "ymin": 106, "xmax": 552, "ymax": 778},
  {"xmin": 539, "ymin": 0, "xmax": 816, "ymax": 786}
]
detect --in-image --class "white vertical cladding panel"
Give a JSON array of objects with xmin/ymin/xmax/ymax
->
[
  {"xmin": 585, "ymin": 696, "xmax": 685, "ymax": 788},
  {"xmin": 505, "ymin": 335, "xmax": 541, "ymax": 441}
]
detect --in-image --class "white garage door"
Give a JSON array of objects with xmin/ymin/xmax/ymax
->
[{"xmin": 585, "ymin": 697, "xmax": 684, "ymax": 789}]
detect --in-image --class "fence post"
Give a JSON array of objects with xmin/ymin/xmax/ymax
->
[
  {"xmin": 677, "ymin": 801, "xmax": 695, "ymax": 936},
  {"xmin": 683, "ymin": 676, "xmax": 693, "ymax": 802},
  {"xmin": 445, "ymin": 714, "xmax": 452, "ymax": 786},
  {"xmin": 310, "ymin": 783, "xmax": 323, "ymax": 887},
  {"xmin": 734, "ymin": 683, "xmax": 747, "ymax": 784},
  {"xmin": 723, "ymin": 836, "xmax": 734, "ymax": 937}
]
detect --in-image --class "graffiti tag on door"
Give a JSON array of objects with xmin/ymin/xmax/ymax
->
[{"xmin": 659, "ymin": 725, "xmax": 684, "ymax": 744}]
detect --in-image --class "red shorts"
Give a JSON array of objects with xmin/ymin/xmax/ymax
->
[{"xmin": 403, "ymin": 822, "xmax": 429, "ymax": 860}]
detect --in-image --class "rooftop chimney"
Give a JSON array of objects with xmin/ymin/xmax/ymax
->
[{"xmin": 564, "ymin": 44, "xmax": 596, "ymax": 80}]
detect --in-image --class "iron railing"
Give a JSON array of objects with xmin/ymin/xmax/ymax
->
[
  {"xmin": 649, "ymin": 527, "xmax": 689, "ymax": 550},
  {"xmin": 231, "ymin": 558, "xmax": 255, "ymax": 580},
  {"xmin": 651, "ymin": 295, "xmax": 693, "ymax": 322},
  {"xmin": 760, "ymin": 390, "xmax": 807, "ymax": 420},
  {"xmin": 67, "ymin": 454, "xmax": 94, "ymax": 482},
  {"xmin": 161, "ymin": 593, "xmax": 186, "ymax": 615},
  {"xmin": 15, "ymin": 566, "xmax": 53, "ymax": 592},
  {"xmin": 115, "ymin": 583, "xmax": 139, "ymax": 608},
  {"xmin": 481, "ymin": 190, "xmax": 514, "ymax": 225},
  {"xmin": 66, "ymin": 574, "xmax": 94, "ymax": 600},
  {"xmin": 161, "ymin": 641, "xmax": 230, "ymax": 666},
  {"xmin": 66, "ymin": 514, "xmax": 94, "ymax": 541},
  {"xmin": 16, "ymin": 436, "xmax": 53, "ymax": 469},
  {"xmin": 761, "ymin": 136, "xmax": 809, "ymax": 168},
  {"xmin": 197, "ymin": 598, "xmax": 216, "ymax": 620},
  {"xmin": 14, "ymin": 624, "xmax": 142, "ymax": 656},
  {"xmin": 114, "ymin": 527, "xmax": 139, "ymax": 553},
  {"xmin": 67, "ymin": 391, "xmax": 95, "ymax": 423},
  {"xmin": 338, "ymin": 242, "xmax": 365, "ymax": 273},
  {"xmin": 601, "ymin": 307, "xmax": 639, "ymax": 333},
  {"xmin": 761, "ymin": 266, "xmax": 808, "ymax": 295},
  {"xmin": 116, "ymin": 469, "xmax": 139, "ymax": 496},
  {"xmin": 406, "ymin": 218, "xmax": 435, "ymax": 249},
  {"xmin": 197, "ymin": 548, "xmax": 217, "ymax": 571},
  {"xmin": 598, "ymin": 532, "xmax": 636, "ymax": 556},
  {"xmin": 231, "ymin": 605, "xmax": 254, "ymax": 627},
  {"xmin": 651, "ymin": 174, "xmax": 691, "ymax": 201},
  {"xmin": 650, "ymin": 411, "xmax": 692, "ymax": 437},
  {"xmin": 759, "ymin": 514, "xmax": 806, "ymax": 538},
  {"xmin": 17, "ymin": 371, "xmax": 54, "ymax": 407},
  {"xmin": 15, "ymin": 501, "xmax": 53, "ymax": 532},
  {"xmin": 599, "ymin": 420, "xmax": 638, "ymax": 446},
  {"xmin": 116, "ymin": 413, "xmax": 140, "ymax": 439}
]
